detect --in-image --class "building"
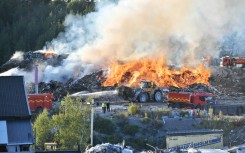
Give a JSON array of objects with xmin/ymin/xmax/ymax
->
[
  {"xmin": 0, "ymin": 76, "xmax": 34, "ymax": 152},
  {"xmin": 166, "ymin": 129, "xmax": 223, "ymax": 150}
]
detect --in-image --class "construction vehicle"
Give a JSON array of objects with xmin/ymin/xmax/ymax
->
[
  {"xmin": 28, "ymin": 94, "xmax": 53, "ymax": 113},
  {"xmin": 167, "ymin": 92, "xmax": 214, "ymax": 109},
  {"xmin": 118, "ymin": 80, "xmax": 168, "ymax": 103},
  {"xmin": 221, "ymin": 56, "xmax": 245, "ymax": 67}
]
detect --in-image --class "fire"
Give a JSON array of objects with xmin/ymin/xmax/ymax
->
[
  {"xmin": 102, "ymin": 58, "xmax": 211, "ymax": 88},
  {"xmin": 44, "ymin": 52, "xmax": 56, "ymax": 58}
]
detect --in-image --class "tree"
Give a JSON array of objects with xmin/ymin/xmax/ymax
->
[
  {"xmin": 33, "ymin": 109, "xmax": 52, "ymax": 150},
  {"xmin": 51, "ymin": 96, "xmax": 91, "ymax": 150}
]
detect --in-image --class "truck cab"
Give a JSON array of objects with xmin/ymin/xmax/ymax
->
[{"xmin": 190, "ymin": 92, "xmax": 214, "ymax": 106}]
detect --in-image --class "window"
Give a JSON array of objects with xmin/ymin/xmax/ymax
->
[
  {"xmin": 0, "ymin": 145, "xmax": 7, "ymax": 152},
  {"xmin": 199, "ymin": 96, "xmax": 205, "ymax": 102},
  {"xmin": 20, "ymin": 145, "xmax": 30, "ymax": 152}
]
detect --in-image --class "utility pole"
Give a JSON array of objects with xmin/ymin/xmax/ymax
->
[
  {"xmin": 90, "ymin": 99, "xmax": 94, "ymax": 146},
  {"xmin": 34, "ymin": 65, "xmax": 38, "ymax": 94}
]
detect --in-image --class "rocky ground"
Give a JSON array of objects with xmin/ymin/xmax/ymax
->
[{"xmin": 90, "ymin": 103, "xmax": 245, "ymax": 150}]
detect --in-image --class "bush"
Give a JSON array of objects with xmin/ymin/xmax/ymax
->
[
  {"xmin": 179, "ymin": 110, "xmax": 189, "ymax": 117},
  {"xmin": 126, "ymin": 138, "xmax": 147, "ymax": 150},
  {"xmin": 141, "ymin": 117, "xmax": 151, "ymax": 124},
  {"xmin": 141, "ymin": 112, "xmax": 150, "ymax": 124},
  {"xmin": 152, "ymin": 120, "xmax": 163, "ymax": 129},
  {"xmin": 114, "ymin": 113, "xmax": 129, "ymax": 126},
  {"xmin": 128, "ymin": 103, "xmax": 140, "ymax": 115},
  {"xmin": 94, "ymin": 115, "xmax": 116, "ymax": 134},
  {"xmin": 104, "ymin": 135, "xmax": 123, "ymax": 144},
  {"xmin": 155, "ymin": 108, "xmax": 170, "ymax": 117},
  {"xmin": 122, "ymin": 124, "xmax": 139, "ymax": 136}
]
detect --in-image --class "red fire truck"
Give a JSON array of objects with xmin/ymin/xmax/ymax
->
[
  {"xmin": 168, "ymin": 92, "xmax": 214, "ymax": 109},
  {"xmin": 28, "ymin": 94, "xmax": 53, "ymax": 113},
  {"xmin": 221, "ymin": 56, "xmax": 245, "ymax": 67}
]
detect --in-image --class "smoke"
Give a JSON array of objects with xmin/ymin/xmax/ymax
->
[
  {"xmin": 10, "ymin": 51, "xmax": 24, "ymax": 61},
  {"xmin": 3, "ymin": 0, "xmax": 245, "ymax": 82}
]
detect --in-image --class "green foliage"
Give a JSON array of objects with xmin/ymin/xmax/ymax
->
[
  {"xmin": 114, "ymin": 113, "xmax": 129, "ymax": 126},
  {"xmin": 141, "ymin": 112, "xmax": 150, "ymax": 124},
  {"xmin": 85, "ymin": 95, "xmax": 93, "ymax": 103},
  {"xmin": 199, "ymin": 118, "xmax": 233, "ymax": 136},
  {"xmin": 122, "ymin": 124, "xmax": 139, "ymax": 136},
  {"xmin": 128, "ymin": 103, "xmax": 140, "ymax": 115},
  {"xmin": 94, "ymin": 115, "xmax": 116, "ymax": 135},
  {"xmin": 104, "ymin": 135, "xmax": 123, "ymax": 144},
  {"xmin": 152, "ymin": 120, "xmax": 163, "ymax": 129},
  {"xmin": 33, "ymin": 109, "xmax": 52, "ymax": 150},
  {"xmin": 0, "ymin": 0, "xmax": 95, "ymax": 65},
  {"xmin": 154, "ymin": 108, "xmax": 170, "ymax": 118},
  {"xmin": 51, "ymin": 96, "xmax": 91, "ymax": 150},
  {"xmin": 141, "ymin": 118, "xmax": 150, "ymax": 124},
  {"xmin": 179, "ymin": 110, "xmax": 189, "ymax": 117},
  {"xmin": 126, "ymin": 138, "xmax": 147, "ymax": 150}
]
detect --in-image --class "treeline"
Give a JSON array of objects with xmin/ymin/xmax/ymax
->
[{"xmin": 0, "ymin": 0, "xmax": 95, "ymax": 65}]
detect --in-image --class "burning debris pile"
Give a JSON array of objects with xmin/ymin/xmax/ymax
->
[
  {"xmin": 103, "ymin": 58, "xmax": 211, "ymax": 88},
  {"xmin": 0, "ymin": 51, "xmax": 245, "ymax": 104},
  {"xmin": 0, "ymin": 51, "xmax": 68, "ymax": 73}
]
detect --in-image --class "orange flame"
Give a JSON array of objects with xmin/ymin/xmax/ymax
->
[
  {"xmin": 44, "ymin": 52, "xmax": 56, "ymax": 58},
  {"xmin": 102, "ymin": 58, "xmax": 211, "ymax": 88}
]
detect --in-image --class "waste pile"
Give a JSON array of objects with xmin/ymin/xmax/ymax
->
[
  {"xmin": 0, "ymin": 51, "xmax": 68, "ymax": 73},
  {"xmin": 0, "ymin": 52, "xmax": 245, "ymax": 103},
  {"xmin": 86, "ymin": 143, "xmax": 133, "ymax": 153}
]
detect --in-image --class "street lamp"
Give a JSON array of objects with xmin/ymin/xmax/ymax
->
[{"xmin": 90, "ymin": 99, "xmax": 95, "ymax": 146}]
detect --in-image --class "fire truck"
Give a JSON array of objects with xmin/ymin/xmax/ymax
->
[
  {"xmin": 168, "ymin": 92, "xmax": 214, "ymax": 109},
  {"xmin": 28, "ymin": 94, "xmax": 53, "ymax": 113},
  {"xmin": 221, "ymin": 56, "xmax": 245, "ymax": 67}
]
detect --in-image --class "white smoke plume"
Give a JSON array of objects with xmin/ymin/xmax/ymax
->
[
  {"xmin": 10, "ymin": 51, "xmax": 24, "ymax": 61},
  {"xmin": 4, "ymin": 0, "xmax": 245, "ymax": 82}
]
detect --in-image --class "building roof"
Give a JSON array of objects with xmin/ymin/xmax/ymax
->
[
  {"xmin": 166, "ymin": 129, "xmax": 223, "ymax": 136},
  {"xmin": 0, "ymin": 76, "xmax": 31, "ymax": 118}
]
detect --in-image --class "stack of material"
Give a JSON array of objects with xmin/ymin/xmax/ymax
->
[
  {"xmin": 0, "ymin": 51, "xmax": 68, "ymax": 73},
  {"xmin": 86, "ymin": 143, "xmax": 133, "ymax": 153}
]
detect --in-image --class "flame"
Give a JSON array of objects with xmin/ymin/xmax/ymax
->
[
  {"xmin": 102, "ymin": 58, "xmax": 211, "ymax": 88},
  {"xmin": 44, "ymin": 52, "xmax": 56, "ymax": 58}
]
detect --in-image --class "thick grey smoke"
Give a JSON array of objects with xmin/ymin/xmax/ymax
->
[{"xmin": 3, "ymin": 0, "xmax": 245, "ymax": 82}]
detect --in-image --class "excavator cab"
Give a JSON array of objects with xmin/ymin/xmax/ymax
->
[{"xmin": 141, "ymin": 80, "xmax": 152, "ymax": 88}]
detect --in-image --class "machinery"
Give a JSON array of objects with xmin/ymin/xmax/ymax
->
[
  {"xmin": 168, "ymin": 92, "xmax": 214, "ymax": 109},
  {"xmin": 221, "ymin": 56, "xmax": 245, "ymax": 67},
  {"xmin": 118, "ymin": 80, "xmax": 168, "ymax": 103},
  {"xmin": 28, "ymin": 94, "xmax": 53, "ymax": 113}
]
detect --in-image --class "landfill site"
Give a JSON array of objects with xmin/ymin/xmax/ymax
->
[
  {"xmin": 1, "ymin": 50, "xmax": 245, "ymax": 153},
  {"xmin": 1, "ymin": 1, "xmax": 245, "ymax": 153}
]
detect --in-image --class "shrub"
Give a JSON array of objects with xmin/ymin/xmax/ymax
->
[
  {"xmin": 114, "ymin": 113, "xmax": 129, "ymax": 126},
  {"xmin": 128, "ymin": 103, "xmax": 140, "ymax": 115},
  {"xmin": 104, "ymin": 135, "xmax": 123, "ymax": 144},
  {"xmin": 141, "ymin": 112, "xmax": 150, "ymax": 124},
  {"xmin": 180, "ymin": 110, "xmax": 189, "ymax": 117},
  {"xmin": 152, "ymin": 120, "xmax": 163, "ymax": 129},
  {"xmin": 122, "ymin": 124, "xmax": 139, "ymax": 136},
  {"xmin": 126, "ymin": 138, "xmax": 147, "ymax": 150},
  {"xmin": 94, "ymin": 115, "xmax": 116, "ymax": 134},
  {"xmin": 141, "ymin": 117, "xmax": 150, "ymax": 124}
]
